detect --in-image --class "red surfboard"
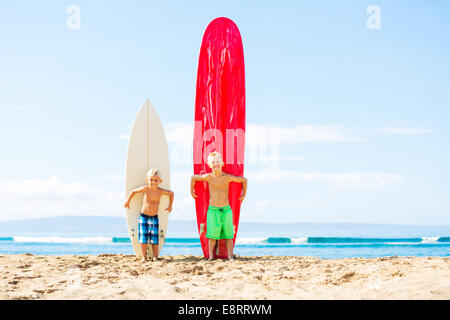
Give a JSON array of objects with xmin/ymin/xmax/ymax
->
[{"xmin": 193, "ymin": 17, "xmax": 245, "ymax": 259}]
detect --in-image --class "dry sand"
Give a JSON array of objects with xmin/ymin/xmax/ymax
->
[{"xmin": 0, "ymin": 254, "xmax": 449, "ymax": 300}]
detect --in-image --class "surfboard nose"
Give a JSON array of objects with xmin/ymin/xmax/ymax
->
[
  {"xmin": 208, "ymin": 17, "xmax": 237, "ymax": 27},
  {"xmin": 204, "ymin": 17, "xmax": 242, "ymax": 40}
]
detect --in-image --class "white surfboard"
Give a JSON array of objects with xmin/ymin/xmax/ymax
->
[{"xmin": 125, "ymin": 99, "xmax": 170, "ymax": 259}]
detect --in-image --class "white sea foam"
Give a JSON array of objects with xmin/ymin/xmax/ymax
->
[
  {"xmin": 235, "ymin": 237, "xmax": 308, "ymax": 244},
  {"xmin": 235, "ymin": 237, "xmax": 267, "ymax": 245},
  {"xmin": 290, "ymin": 237, "xmax": 308, "ymax": 244},
  {"xmin": 421, "ymin": 237, "xmax": 440, "ymax": 244}
]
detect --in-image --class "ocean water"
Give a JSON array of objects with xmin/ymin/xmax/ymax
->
[
  {"xmin": 1, "ymin": 236, "xmax": 449, "ymax": 259},
  {"xmin": 0, "ymin": 218, "xmax": 449, "ymax": 259}
]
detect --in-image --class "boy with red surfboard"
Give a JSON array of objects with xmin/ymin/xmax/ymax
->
[
  {"xmin": 191, "ymin": 151, "xmax": 247, "ymax": 260},
  {"xmin": 193, "ymin": 17, "xmax": 246, "ymax": 260}
]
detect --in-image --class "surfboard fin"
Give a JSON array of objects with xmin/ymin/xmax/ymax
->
[{"xmin": 200, "ymin": 223, "xmax": 205, "ymax": 235}]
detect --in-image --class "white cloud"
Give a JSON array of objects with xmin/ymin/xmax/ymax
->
[
  {"xmin": 163, "ymin": 122, "xmax": 363, "ymax": 145},
  {"xmin": 169, "ymin": 170, "xmax": 196, "ymax": 220},
  {"xmin": 380, "ymin": 127, "xmax": 432, "ymax": 135},
  {"xmin": 165, "ymin": 122, "xmax": 193, "ymax": 144},
  {"xmin": 254, "ymin": 200, "xmax": 271, "ymax": 211},
  {"xmin": 101, "ymin": 174, "xmax": 124, "ymax": 182},
  {"xmin": 279, "ymin": 155, "xmax": 304, "ymax": 162},
  {"xmin": 166, "ymin": 169, "xmax": 406, "ymax": 221},
  {"xmin": 93, "ymin": 170, "xmax": 197, "ymax": 221},
  {"xmin": 160, "ymin": 122, "xmax": 362, "ymax": 167},
  {"xmin": 120, "ymin": 121, "xmax": 362, "ymax": 170},
  {"xmin": 246, "ymin": 170, "xmax": 405, "ymax": 190},
  {"xmin": 250, "ymin": 124, "xmax": 365, "ymax": 144},
  {"xmin": 0, "ymin": 168, "xmax": 405, "ymax": 223},
  {"xmin": 0, "ymin": 177, "xmax": 123, "ymax": 221}
]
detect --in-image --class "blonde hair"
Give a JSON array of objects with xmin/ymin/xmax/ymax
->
[
  {"xmin": 146, "ymin": 169, "xmax": 161, "ymax": 179},
  {"xmin": 207, "ymin": 151, "xmax": 223, "ymax": 166}
]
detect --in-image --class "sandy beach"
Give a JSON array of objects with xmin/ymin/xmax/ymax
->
[{"xmin": 0, "ymin": 254, "xmax": 449, "ymax": 300}]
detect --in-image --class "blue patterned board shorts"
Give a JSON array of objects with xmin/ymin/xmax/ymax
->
[{"xmin": 138, "ymin": 213, "xmax": 159, "ymax": 245}]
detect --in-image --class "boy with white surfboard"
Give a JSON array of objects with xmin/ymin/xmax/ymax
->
[
  {"xmin": 191, "ymin": 151, "xmax": 247, "ymax": 261},
  {"xmin": 124, "ymin": 169, "xmax": 174, "ymax": 262}
]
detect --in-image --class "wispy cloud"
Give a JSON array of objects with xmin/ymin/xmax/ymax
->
[
  {"xmin": 256, "ymin": 124, "xmax": 365, "ymax": 143},
  {"xmin": 0, "ymin": 177, "xmax": 123, "ymax": 221},
  {"xmin": 163, "ymin": 122, "xmax": 364, "ymax": 144},
  {"xmin": 159, "ymin": 122, "xmax": 363, "ymax": 167},
  {"xmin": 101, "ymin": 174, "xmax": 124, "ymax": 182},
  {"xmin": 98, "ymin": 170, "xmax": 196, "ymax": 221},
  {"xmin": 279, "ymin": 155, "xmax": 304, "ymax": 162},
  {"xmin": 246, "ymin": 170, "xmax": 405, "ymax": 191},
  {"xmin": 379, "ymin": 127, "xmax": 432, "ymax": 135},
  {"xmin": 0, "ymin": 168, "xmax": 405, "ymax": 222},
  {"xmin": 254, "ymin": 200, "xmax": 271, "ymax": 211}
]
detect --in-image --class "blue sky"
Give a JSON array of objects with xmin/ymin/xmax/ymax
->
[{"xmin": 0, "ymin": 0, "xmax": 449, "ymax": 225}]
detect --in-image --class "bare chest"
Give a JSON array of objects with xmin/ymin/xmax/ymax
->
[
  {"xmin": 143, "ymin": 190, "xmax": 162, "ymax": 203},
  {"xmin": 209, "ymin": 176, "xmax": 229, "ymax": 191}
]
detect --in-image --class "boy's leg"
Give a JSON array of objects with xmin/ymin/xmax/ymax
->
[
  {"xmin": 151, "ymin": 244, "xmax": 159, "ymax": 259},
  {"xmin": 208, "ymin": 239, "xmax": 217, "ymax": 260},
  {"xmin": 149, "ymin": 215, "xmax": 159, "ymax": 260},
  {"xmin": 140, "ymin": 243, "xmax": 148, "ymax": 260},
  {"xmin": 225, "ymin": 239, "xmax": 234, "ymax": 260},
  {"xmin": 138, "ymin": 214, "xmax": 149, "ymax": 261},
  {"xmin": 206, "ymin": 206, "xmax": 220, "ymax": 260},
  {"xmin": 221, "ymin": 206, "xmax": 234, "ymax": 260}
]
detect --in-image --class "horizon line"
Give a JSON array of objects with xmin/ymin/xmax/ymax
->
[{"xmin": 0, "ymin": 215, "xmax": 448, "ymax": 228}]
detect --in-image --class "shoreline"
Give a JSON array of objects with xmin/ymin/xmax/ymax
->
[{"xmin": 1, "ymin": 254, "xmax": 449, "ymax": 299}]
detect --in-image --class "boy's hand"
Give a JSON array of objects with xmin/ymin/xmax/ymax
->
[
  {"xmin": 191, "ymin": 191, "xmax": 198, "ymax": 199},
  {"xmin": 239, "ymin": 193, "xmax": 246, "ymax": 202},
  {"xmin": 124, "ymin": 201, "xmax": 130, "ymax": 209},
  {"xmin": 166, "ymin": 205, "xmax": 172, "ymax": 213}
]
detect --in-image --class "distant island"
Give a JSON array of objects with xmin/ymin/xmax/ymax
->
[{"xmin": 0, "ymin": 216, "xmax": 448, "ymax": 238}]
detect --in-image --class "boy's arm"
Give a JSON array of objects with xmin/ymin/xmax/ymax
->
[
  {"xmin": 228, "ymin": 175, "xmax": 247, "ymax": 202},
  {"xmin": 162, "ymin": 190, "xmax": 174, "ymax": 212},
  {"xmin": 124, "ymin": 186, "xmax": 147, "ymax": 209},
  {"xmin": 190, "ymin": 174, "xmax": 209, "ymax": 198},
  {"xmin": 240, "ymin": 177, "xmax": 247, "ymax": 201}
]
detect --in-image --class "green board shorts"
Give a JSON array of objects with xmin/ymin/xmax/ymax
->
[{"xmin": 206, "ymin": 205, "xmax": 234, "ymax": 240}]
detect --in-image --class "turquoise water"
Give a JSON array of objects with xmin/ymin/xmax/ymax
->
[
  {"xmin": 1, "ymin": 235, "xmax": 449, "ymax": 259},
  {"xmin": 1, "ymin": 218, "xmax": 449, "ymax": 259}
]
